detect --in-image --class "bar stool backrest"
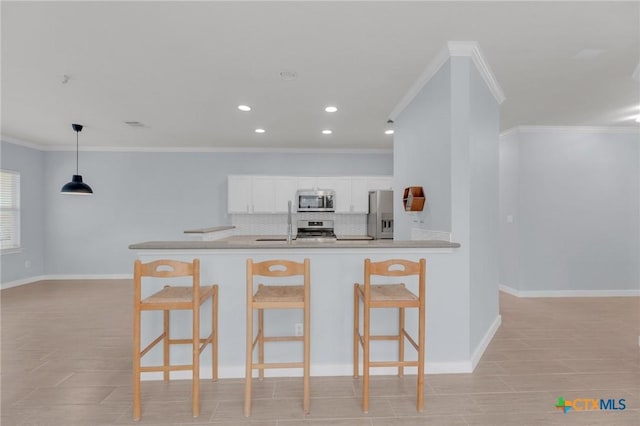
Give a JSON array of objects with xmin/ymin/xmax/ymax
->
[
  {"xmin": 367, "ymin": 258, "xmax": 423, "ymax": 277},
  {"xmin": 248, "ymin": 259, "xmax": 307, "ymax": 278},
  {"xmin": 137, "ymin": 259, "xmax": 196, "ymax": 277},
  {"xmin": 134, "ymin": 259, "xmax": 201, "ymax": 304}
]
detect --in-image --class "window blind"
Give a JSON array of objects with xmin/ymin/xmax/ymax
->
[{"xmin": 0, "ymin": 170, "xmax": 20, "ymax": 250}]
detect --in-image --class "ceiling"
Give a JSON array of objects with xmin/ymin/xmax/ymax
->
[{"xmin": 2, "ymin": 1, "xmax": 639, "ymax": 150}]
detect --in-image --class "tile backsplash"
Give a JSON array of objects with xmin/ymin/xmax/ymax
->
[
  {"xmin": 411, "ymin": 228, "xmax": 451, "ymax": 241},
  {"xmin": 231, "ymin": 213, "xmax": 367, "ymax": 236}
]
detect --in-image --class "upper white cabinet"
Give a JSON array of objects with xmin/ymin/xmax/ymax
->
[
  {"xmin": 251, "ymin": 178, "xmax": 276, "ymax": 213},
  {"xmin": 273, "ymin": 177, "xmax": 298, "ymax": 213},
  {"xmin": 229, "ymin": 176, "xmax": 299, "ymax": 214},
  {"xmin": 350, "ymin": 177, "xmax": 370, "ymax": 213},
  {"xmin": 298, "ymin": 177, "xmax": 317, "ymax": 190},
  {"xmin": 227, "ymin": 176, "xmax": 253, "ymax": 213},
  {"xmin": 228, "ymin": 175, "xmax": 392, "ymax": 214},
  {"xmin": 367, "ymin": 176, "xmax": 393, "ymax": 191},
  {"xmin": 330, "ymin": 178, "xmax": 352, "ymax": 213}
]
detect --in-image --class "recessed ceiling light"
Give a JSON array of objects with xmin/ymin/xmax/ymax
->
[
  {"xmin": 322, "ymin": 130, "xmax": 332, "ymax": 135},
  {"xmin": 385, "ymin": 129, "xmax": 395, "ymax": 135},
  {"xmin": 325, "ymin": 106, "xmax": 338, "ymax": 113},
  {"xmin": 238, "ymin": 105, "xmax": 251, "ymax": 112},
  {"xmin": 254, "ymin": 128, "xmax": 265, "ymax": 134}
]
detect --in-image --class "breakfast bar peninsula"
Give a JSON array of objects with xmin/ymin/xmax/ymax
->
[{"xmin": 129, "ymin": 235, "xmax": 500, "ymax": 380}]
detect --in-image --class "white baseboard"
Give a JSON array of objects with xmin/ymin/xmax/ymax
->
[
  {"xmin": 1, "ymin": 274, "xmax": 132, "ymax": 290},
  {"xmin": 141, "ymin": 360, "xmax": 475, "ymax": 381},
  {"xmin": 498, "ymin": 284, "xmax": 521, "ymax": 296},
  {"xmin": 499, "ymin": 283, "xmax": 639, "ymax": 298},
  {"xmin": 1, "ymin": 275, "xmax": 47, "ymax": 290},
  {"xmin": 470, "ymin": 315, "xmax": 501, "ymax": 371},
  {"xmin": 41, "ymin": 274, "xmax": 132, "ymax": 280}
]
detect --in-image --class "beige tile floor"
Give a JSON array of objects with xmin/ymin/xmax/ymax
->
[{"xmin": 1, "ymin": 279, "xmax": 639, "ymax": 425}]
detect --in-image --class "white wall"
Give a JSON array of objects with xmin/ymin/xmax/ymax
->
[
  {"xmin": 498, "ymin": 130, "xmax": 520, "ymax": 291},
  {"xmin": 394, "ymin": 54, "xmax": 501, "ymax": 367},
  {"xmin": 393, "ymin": 62, "xmax": 451, "ymax": 239},
  {"xmin": 467, "ymin": 61, "xmax": 500, "ymax": 351},
  {"xmin": 499, "ymin": 128, "xmax": 640, "ymax": 294},
  {"xmin": 34, "ymin": 149, "xmax": 391, "ymax": 276},
  {"xmin": 1, "ymin": 141, "xmax": 45, "ymax": 285}
]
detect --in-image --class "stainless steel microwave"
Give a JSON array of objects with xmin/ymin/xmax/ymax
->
[{"xmin": 296, "ymin": 189, "xmax": 335, "ymax": 212}]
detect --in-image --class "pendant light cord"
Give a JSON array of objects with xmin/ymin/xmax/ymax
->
[{"xmin": 76, "ymin": 129, "xmax": 79, "ymax": 175}]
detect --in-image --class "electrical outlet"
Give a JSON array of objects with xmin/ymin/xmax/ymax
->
[
  {"xmin": 24, "ymin": 260, "xmax": 31, "ymax": 269},
  {"xmin": 295, "ymin": 323, "xmax": 304, "ymax": 337}
]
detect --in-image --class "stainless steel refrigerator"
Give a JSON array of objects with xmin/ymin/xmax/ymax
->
[{"xmin": 367, "ymin": 190, "xmax": 394, "ymax": 239}]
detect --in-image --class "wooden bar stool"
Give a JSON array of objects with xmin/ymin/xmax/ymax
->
[
  {"xmin": 353, "ymin": 258, "xmax": 426, "ymax": 413},
  {"xmin": 132, "ymin": 259, "xmax": 218, "ymax": 420},
  {"xmin": 244, "ymin": 258, "xmax": 311, "ymax": 417}
]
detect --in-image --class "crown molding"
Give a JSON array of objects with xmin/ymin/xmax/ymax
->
[
  {"xmin": 450, "ymin": 41, "xmax": 505, "ymax": 105},
  {"xmin": 389, "ymin": 41, "xmax": 505, "ymax": 121},
  {"xmin": 500, "ymin": 125, "xmax": 640, "ymax": 139},
  {"xmin": 388, "ymin": 44, "xmax": 451, "ymax": 120},
  {"xmin": 515, "ymin": 125, "xmax": 640, "ymax": 135},
  {"xmin": 1, "ymin": 135, "xmax": 47, "ymax": 151},
  {"xmin": 4, "ymin": 140, "xmax": 392, "ymax": 155},
  {"xmin": 499, "ymin": 127, "xmax": 520, "ymax": 139}
]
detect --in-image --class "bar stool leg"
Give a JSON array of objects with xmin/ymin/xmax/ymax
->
[
  {"xmin": 212, "ymin": 287, "xmax": 218, "ymax": 381},
  {"xmin": 163, "ymin": 310, "xmax": 170, "ymax": 382},
  {"xmin": 192, "ymin": 304, "xmax": 200, "ymax": 417},
  {"xmin": 398, "ymin": 307, "xmax": 405, "ymax": 377},
  {"xmin": 258, "ymin": 308, "xmax": 264, "ymax": 380},
  {"xmin": 362, "ymin": 297, "xmax": 370, "ymax": 414},
  {"xmin": 353, "ymin": 284, "xmax": 359, "ymax": 378},
  {"xmin": 303, "ymin": 289, "xmax": 311, "ymax": 414},
  {"xmin": 244, "ymin": 303, "xmax": 253, "ymax": 416},
  {"xmin": 133, "ymin": 309, "xmax": 141, "ymax": 420},
  {"xmin": 417, "ymin": 300, "xmax": 425, "ymax": 411}
]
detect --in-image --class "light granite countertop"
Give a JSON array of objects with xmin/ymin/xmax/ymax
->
[
  {"xmin": 129, "ymin": 235, "xmax": 460, "ymax": 250},
  {"xmin": 183, "ymin": 225, "xmax": 236, "ymax": 234}
]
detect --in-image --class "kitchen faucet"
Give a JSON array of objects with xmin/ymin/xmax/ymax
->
[{"xmin": 287, "ymin": 200, "xmax": 293, "ymax": 244}]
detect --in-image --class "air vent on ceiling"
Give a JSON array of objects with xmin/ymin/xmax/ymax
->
[{"xmin": 124, "ymin": 121, "xmax": 147, "ymax": 128}]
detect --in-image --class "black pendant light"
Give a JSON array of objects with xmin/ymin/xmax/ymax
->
[{"xmin": 61, "ymin": 123, "xmax": 93, "ymax": 195}]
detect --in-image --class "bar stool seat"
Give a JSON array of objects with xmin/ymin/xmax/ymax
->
[
  {"xmin": 254, "ymin": 285, "xmax": 304, "ymax": 302},
  {"xmin": 368, "ymin": 284, "xmax": 418, "ymax": 301},
  {"xmin": 141, "ymin": 286, "xmax": 215, "ymax": 305}
]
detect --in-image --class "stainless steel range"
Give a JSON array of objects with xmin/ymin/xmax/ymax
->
[{"xmin": 296, "ymin": 220, "xmax": 337, "ymax": 242}]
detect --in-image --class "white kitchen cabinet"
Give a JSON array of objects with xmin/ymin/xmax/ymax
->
[
  {"xmin": 252, "ymin": 177, "xmax": 276, "ymax": 213},
  {"xmin": 228, "ymin": 174, "xmax": 392, "ymax": 214},
  {"xmin": 350, "ymin": 177, "xmax": 370, "ymax": 213},
  {"xmin": 367, "ymin": 176, "xmax": 393, "ymax": 191},
  {"xmin": 331, "ymin": 177, "xmax": 352, "ymax": 213},
  {"xmin": 227, "ymin": 176, "xmax": 253, "ymax": 213},
  {"xmin": 273, "ymin": 177, "xmax": 299, "ymax": 212},
  {"xmin": 315, "ymin": 177, "xmax": 336, "ymax": 190},
  {"xmin": 298, "ymin": 177, "xmax": 317, "ymax": 190}
]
